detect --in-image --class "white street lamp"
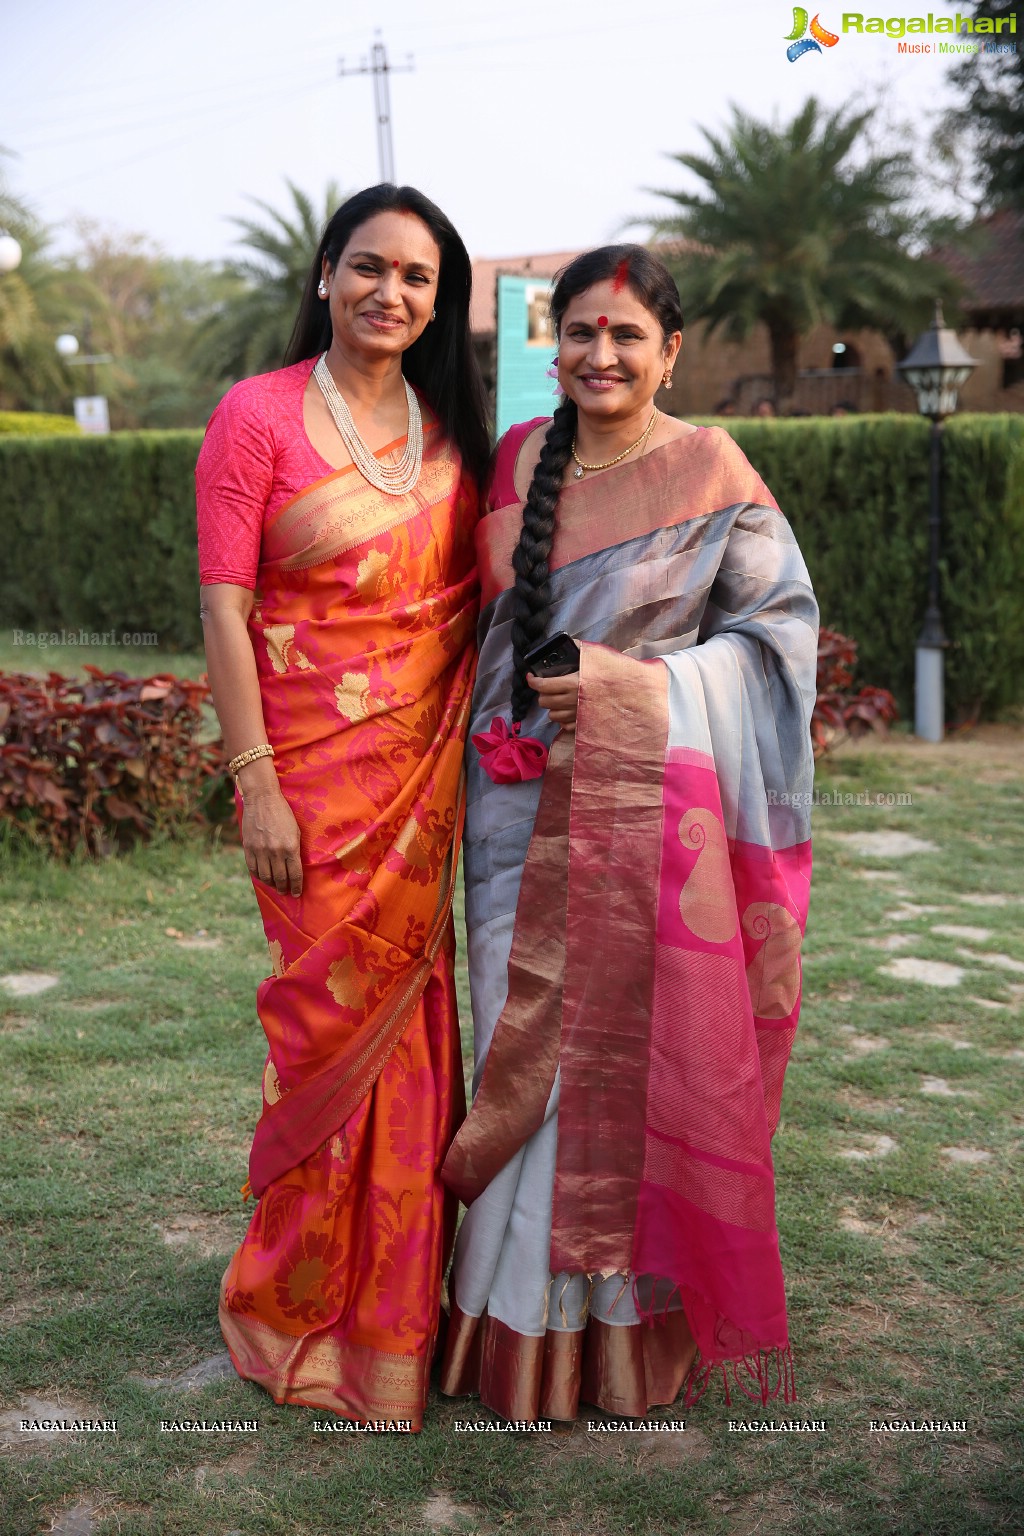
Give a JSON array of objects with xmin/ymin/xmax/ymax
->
[
  {"xmin": 0, "ymin": 233, "xmax": 22, "ymax": 275},
  {"xmin": 897, "ymin": 302, "xmax": 979, "ymax": 744}
]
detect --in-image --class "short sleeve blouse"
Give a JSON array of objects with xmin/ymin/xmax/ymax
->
[
  {"xmin": 487, "ymin": 417, "xmax": 550, "ymax": 512},
  {"xmin": 195, "ymin": 356, "xmax": 334, "ymax": 589}
]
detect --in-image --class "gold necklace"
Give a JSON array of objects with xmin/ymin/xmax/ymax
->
[{"xmin": 571, "ymin": 409, "xmax": 659, "ymax": 480}]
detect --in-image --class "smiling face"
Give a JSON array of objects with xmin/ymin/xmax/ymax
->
[
  {"xmin": 321, "ymin": 210, "xmax": 440, "ymax": 361},
  {"xmin": 557, "ymin": 278, "xmax": 681, "ymax": 424}
]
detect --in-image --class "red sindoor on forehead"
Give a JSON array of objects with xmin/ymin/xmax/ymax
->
[
  {"xmin": 611, "ymin": 258, "xmax": 630, "ymax": 293},
  {"xmin": 596, "ymin": 315, "xmax": 608, "ymax": 328}
]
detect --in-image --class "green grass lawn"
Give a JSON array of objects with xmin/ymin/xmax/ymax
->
[
  {"xmin": 0, "ymin": 728, "xmax": 1021, "ymax": 1535},
  {"xmin": 0, "ymin": 631, "xmax": 208, "ymax": 683}
]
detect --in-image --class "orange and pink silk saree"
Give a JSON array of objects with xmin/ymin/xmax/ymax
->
[{"xmin": 196, "ymin": 360, "xmax": 477, "ymax": 1428}]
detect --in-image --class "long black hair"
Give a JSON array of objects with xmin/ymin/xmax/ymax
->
[
  {"xmin": 285, "ymin": 183, "xmax": 490, "ymax": 488},
  {"xmin": 509, "ymin": 244, "xmax": 684, "ymax": 727}
]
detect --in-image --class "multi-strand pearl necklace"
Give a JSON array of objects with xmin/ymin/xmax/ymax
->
[{"xmin": 313, "ymin": 353, "xmax": 423, "ymax": 496}]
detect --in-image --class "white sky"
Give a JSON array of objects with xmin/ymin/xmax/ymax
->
[{"xmin": 1, "ymin": 0, "xmax": 971, "ymax": 264}]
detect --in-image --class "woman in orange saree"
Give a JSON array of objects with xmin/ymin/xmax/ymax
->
[{"xmin": 196, "ymin": 185, "xmax": 489, "ymax": 1428}]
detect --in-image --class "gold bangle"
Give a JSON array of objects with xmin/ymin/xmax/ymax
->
[{"xmin": 227, "ymin": 743, "xmax": 275, "ymax": 776}]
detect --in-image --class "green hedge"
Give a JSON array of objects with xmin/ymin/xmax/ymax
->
[
  {"xmin": 721, "ymin": 415, "xmax": 1024, "ymax": 722},
  {"xmin": 1, "ymin": 417, "xmax": 1022, "ymax": 717},
  {"xmin": 0, "ymin": 410, "xmax": 81, "ymax": 436},
  {"xmin": 0, "ymin": 431, "xmax": 204, "ymax": 651}
]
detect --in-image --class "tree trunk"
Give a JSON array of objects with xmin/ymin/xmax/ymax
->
[{"xmin": 767, "ymin": 324, "xmax": 799, "ymax": 409}]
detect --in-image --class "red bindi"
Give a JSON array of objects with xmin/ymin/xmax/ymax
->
[
  {"xmin": 392, "ymin": 260, "xmax": 400, "ymax": 268},
  {"xmin": 597, "ymin": 315, "xmax": 608, "ymax": 328}
]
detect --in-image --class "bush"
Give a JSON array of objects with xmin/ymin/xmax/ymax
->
[
  {"xmin": 0, "ymin": 416, "xmax": 1022, "ymax": 718},
  {"xmin": 812, "ymin": 627, "xmax": 898, "ymax": 759},
  {"xmin": 0, "ymin": 666, "xmax": 229, "ymax": 855},
  {"xmin": 724, "ymin": 414, "xmax": 1024, "ymax": 722},
  {"xmin": 0, "ymin": 410, "xmax": 81, "ymax": 436},
  {"xmin": 0, "ymin": 431, "xmax": 204, "ymax": 650}
]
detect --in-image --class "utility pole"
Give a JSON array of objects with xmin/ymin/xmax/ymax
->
[{"xmin": 338, "ymin": 32, "xmax": 414, "ymax": 185}]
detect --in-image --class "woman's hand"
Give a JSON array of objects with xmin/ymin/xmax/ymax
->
[
  {"xmin": 200, "ymin": 584, "xmax": 303, "ymax": 898},
  {"xmin": 527, "ymin": 671, "xmax": 580, "ymax": 731},
  {"xmin": 239, "ymin": 771, "xmax": 304, "ymax": 897}
]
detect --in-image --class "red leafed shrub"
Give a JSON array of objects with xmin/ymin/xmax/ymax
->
[
  {"xmin": 0, "ymin": 667, "xmax": 231, "ymax": 855},
  {"xmin": 813, "ymin": 628, "xmax": 898, "ymax": 760}
]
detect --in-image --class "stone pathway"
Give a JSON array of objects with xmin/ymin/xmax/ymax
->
[
  {"xmin": 0, "ymin": 972, "xmax": 59, "ymax": 997},
  {"xmin": 839, "ymin": 1134, "xmax": 898, "ymax": 1161},
  {"xmin": 134, "ymin": 1351, "xmax": 236, "ymax": 1392},
  {"xmin": 0, "ymin": 1395, "xmax": 97, "ymax": 1453},
  {"xmin": 880, "ymin": 957, "xmax": 965, "ymax": 987},
  {"xmin": 829, "ymin": 831, "xmax": 939, "ymax": 858},
  {"xmin": 839, "ymin": 1028, "xmax": 890, "ymax": 1057},
  {"xmin": 157, "ymin": 1213, "xmax": 239, "ymax": 1259},
  {"xmin": 957, "ymin": 948, "xmax": 1024, "ymax": 976},
  {"xmin": 49, "ymin": 1500, "xmax": 96, "ymax": 1536},
  {"xmin": 920, "ymin": 1077, "xmax": 977, "ymax": 1099}
]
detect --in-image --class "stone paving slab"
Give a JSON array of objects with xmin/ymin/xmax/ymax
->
[
  {"xmin": 828, "ymin": 831, "xmax": 939, "ymax": 857},
  {"xmin": 880, "ymin": 958, "xmax": 966, "ymax": 987},
  {"xmin": 134, "ymin": 1351, "xmax": 236, "ymax": 1392},
  {"xmin": 0, "ymin": 972, "xmax": 60, "ymax": 996}
]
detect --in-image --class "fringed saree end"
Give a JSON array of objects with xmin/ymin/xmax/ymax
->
[
  {"xmin": 683, "ymin": 1345, "xmax": 796, "ymax": 1408},
  {"xmin": 632, "ymin": 1277, "xmax": 796, "ymax": 1408}
]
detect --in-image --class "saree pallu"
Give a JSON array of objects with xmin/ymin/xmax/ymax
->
[
  {"xmin": 218, "ymin": 428, "xmax": 478, "ymax": 1429},
  {"xmin": 440, "ymin": 427, "xmax": 818, "ymax": 1419}
]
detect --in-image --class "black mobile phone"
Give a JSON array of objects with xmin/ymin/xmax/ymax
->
[{"xmin": 523, "ymin": 631, "xmax": 581, "ymax": 677}]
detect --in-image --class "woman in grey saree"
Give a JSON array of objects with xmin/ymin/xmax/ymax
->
[{"xmin": 440, "ymin": 246, "xmax": 818, "ymax": 1422}]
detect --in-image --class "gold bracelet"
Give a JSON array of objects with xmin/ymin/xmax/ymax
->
[{"xmin": 227, "ymin": 743, "xmax": 275, "ymax": 776}]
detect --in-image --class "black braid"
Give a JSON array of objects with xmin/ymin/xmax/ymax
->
[
  {"xmin": 505, "ymin": 241, "xmax": 683, "ymax": 730},
  {"xmin": 509, "ymin": 399, "xmax": 577, "ymax": 727}
]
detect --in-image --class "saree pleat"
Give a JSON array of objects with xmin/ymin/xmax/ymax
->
[
  {"xmin": 441, "ymin": 1284, "xmax": 698, "ymax": 1422},
  {"xmin": 218, "ymin": 430, "xmax": 477, "ymax": 1427}
]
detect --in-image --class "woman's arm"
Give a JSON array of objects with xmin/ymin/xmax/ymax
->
[{"xmin": 200, "ymin": 582, "xmax": 302, "ymax": 898}]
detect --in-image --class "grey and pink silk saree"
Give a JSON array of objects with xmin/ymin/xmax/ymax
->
[{"xmin": 440, "ymin": 419, "xmax": 818, "ymax": 1420}]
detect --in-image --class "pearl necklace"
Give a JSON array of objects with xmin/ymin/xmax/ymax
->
[
  {"xmin": 571, "ymin": 409, "xmax": 658, "ymax": 479},
  {"xmin": 313, "ymin": 353, "xmax": 423, "ymax": 496}
]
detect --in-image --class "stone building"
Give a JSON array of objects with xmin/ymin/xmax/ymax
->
[
  {"xmin": 470, "ymin": 222, "xmax": 1024, "ymax": 417},
  {"xmin": 931, "ymin": 209, "xmax": 1024, "ymax": 415}
]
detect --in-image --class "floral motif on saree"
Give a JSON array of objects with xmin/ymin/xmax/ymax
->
[{"xmin": 217, "ymin": 426, "xmax": 477, "ymax": 1428}]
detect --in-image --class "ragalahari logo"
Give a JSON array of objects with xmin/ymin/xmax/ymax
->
[{"xmin": 785, "ymin": 9, "xmax": 840, "ymax": 60}]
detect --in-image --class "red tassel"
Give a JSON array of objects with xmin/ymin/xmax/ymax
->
[
  {"xmin": 472, "ymin": 716, "xmax": 548, "ymax": 784},
  {"xmin": 683, "ymin": 1346, "xmax": 796, "ymax": 1407}
]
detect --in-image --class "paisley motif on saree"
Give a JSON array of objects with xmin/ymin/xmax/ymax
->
[{"xmin": 218, "ymin": 426, "xmax": 478, "ymax": 1427}]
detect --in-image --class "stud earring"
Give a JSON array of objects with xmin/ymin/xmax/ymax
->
[{"xmin": 317, "ymin": 280, "xmax": 328, "ymax": 298}]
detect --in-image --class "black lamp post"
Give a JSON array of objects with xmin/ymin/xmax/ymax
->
[{"xmin": 896, "ymin": 302, "xmax": 978, "ymax": 743}]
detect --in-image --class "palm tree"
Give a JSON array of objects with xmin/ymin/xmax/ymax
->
[
  {"xmin": 192, "ymin": 179, "xmax": 346, "ymax": 383},
  {"xmin": 0, "ymin": 151, "xmax": 94, "ymax": 411},
  {"xmin": 649, "ymin": 99, "xmax": 953, "ymax": 405}
]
